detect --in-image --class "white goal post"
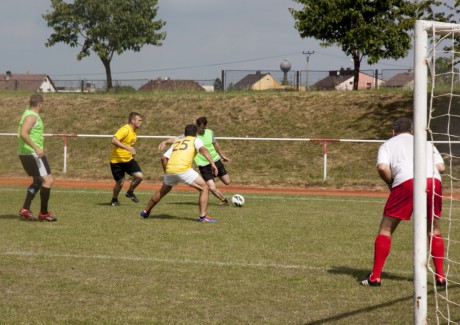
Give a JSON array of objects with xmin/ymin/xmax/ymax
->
[{"xmin": 413, "ymin": 20, "xmax": 460, "ymax": 325}]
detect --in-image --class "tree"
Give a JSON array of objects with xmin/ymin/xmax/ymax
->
[
  {"xmin": 43, "ymin": 0, "xmax": 166, "ymax": 91},
  {"xmin": 289, "ymin": 0, "xmax": 422, "ymax": 90},
  {"xmin": 213, "ymin": 78, "xmax": 223, "ymax": 91},
  {"xmin": 434, "ymin": 57, "xmax": 460, "ymax": 85}
]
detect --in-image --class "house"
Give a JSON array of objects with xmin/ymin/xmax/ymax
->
[
  {"xmin": 313, "ymin": 68, "xmax": 383, "ymax": 91},
  {"xmin": 384, "ymin": 71, "xmax": 414, "ymax": 89},
  {"xmin": 233, "ymin": 71, "xmax": 282, "ymax": 91},
  {"xmin": 139, "ymin": 78, "xmax": 205, "ymax": 92},
  {"xmin": 0, "ymin": 71, "xmax": 57, "ymax": 92}
]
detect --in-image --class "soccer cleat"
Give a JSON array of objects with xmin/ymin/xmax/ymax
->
[
  {"xmin": 19, "ymin": 208, "xmax": 36, "ymax": 221},
  {"xmin": 361, "ymin": 274, "xmax": 381, "ymax": 287},
  {"xmin": 140, "ymin": 209, "xmax": 150, "ymax": 219},
  {"xmin": 111, "ymin": 199, "xmax": 120, "ymax": 206},
  {"xmin": 125, "ymin": 192, "xmax": 139, "ymax": 203},
  {"xmin": 197, "ymin": 216, "xmax": 217, "ymax": 223},
  {"xmin": 436, "ymin": 277, "xmax": 447, "ymax": 287},
  {"xmin": 220, "ymin": 199, "xmax": 229, "ymax": 206},
  {"xmin": 38, "ymin": 211, "xmax": 57, "ymax": 222}
]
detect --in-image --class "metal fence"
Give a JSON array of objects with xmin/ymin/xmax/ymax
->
[{"xmin": 0, "ymin": 68, "xmax": 414, "ymax": 93}]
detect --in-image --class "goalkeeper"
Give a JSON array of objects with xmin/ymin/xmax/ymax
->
[{"xmin": 361, "ymin": 117, "xmax": 446, "ymax": 287}]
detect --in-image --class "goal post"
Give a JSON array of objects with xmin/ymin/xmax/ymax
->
[{"xmin": 413, "ymin": 19, "xmax": 460, "ymax": 325}]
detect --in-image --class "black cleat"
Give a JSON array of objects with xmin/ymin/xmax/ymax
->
[
  {"xmin": 111, "ymin": 199, "xmax": 120, "ymax": 206},
  {"xmin": 125, "ymin": 192, "xmax": 139, "ymax": 203},
  {"xmin": 361, "ymin": 274, "xmax": 381, "ymax": 287}
]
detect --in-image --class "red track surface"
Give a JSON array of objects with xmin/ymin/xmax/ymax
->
[{"xmin": 0, "ymin": 177, "xmax": 389, "ymax": 197}]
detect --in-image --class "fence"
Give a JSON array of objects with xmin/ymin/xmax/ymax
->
[
  {"xmin": 0, "ymin": 69, "xmax": 414, "ymax": 94},
  {"xmin": 1, "ymin": 133, "xmax": 385, "ymax": 182}
]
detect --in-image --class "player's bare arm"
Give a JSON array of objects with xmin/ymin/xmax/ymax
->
[
  {"xmin": 160, "ymin": 156, "xmax": 168, "ymax": 173},
  {"xmin": 377, "ymin": 163, "xmax": 393, "ymax": 187},
  {"xmin": 112, "ymin": 136, "xmax": 136, "ymax": 156},
  {"xmin": 158, "ymin": 137, "xmax": 176, "ymax": 151},
  {"xmin": 214, "ymin": 140, "xmax": 229, "ymax": 162},
  {"xmin": 20, "ymin": 115, "xmax": 43, "ymax": 157}
]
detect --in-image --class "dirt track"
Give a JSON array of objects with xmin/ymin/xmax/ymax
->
[{"xmin": 0, "ymin": 177, "xmax": 389, "ymax": 198}]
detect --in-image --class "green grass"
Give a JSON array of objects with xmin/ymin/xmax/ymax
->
[
  {"xmin": 1, "ymin": 185, "xmax": 459, "ymax": 324},
  {"xmin": 0, "ymin": 91, "xmax": 417, "ymax": 188}
]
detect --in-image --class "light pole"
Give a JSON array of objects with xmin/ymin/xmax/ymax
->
[{"xmin": 303, "ymin": 51, "xmax": 315, "ymax": 90}]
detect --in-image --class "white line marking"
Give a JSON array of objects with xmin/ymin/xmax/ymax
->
[{"xmin": 0, "ymin": 250, "xmax": 413, "ymax": 275}]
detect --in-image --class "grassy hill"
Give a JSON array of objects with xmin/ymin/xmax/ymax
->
[{"xmin": 0, "ymin": 90, "xmax": 428, "ymax": 189}]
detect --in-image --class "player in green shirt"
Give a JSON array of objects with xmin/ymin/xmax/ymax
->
[
  {"xmin": 158, "ymin": 116, "xmax": 231, "ymax": 206},
  {"xmin": 17, "ymin": 94, "xmax": 57, "ymax": 221}
]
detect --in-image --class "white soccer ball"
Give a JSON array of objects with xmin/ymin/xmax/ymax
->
[{"xmin": 232, "ymin": 194, "xmax": 245, "ymax": 207}]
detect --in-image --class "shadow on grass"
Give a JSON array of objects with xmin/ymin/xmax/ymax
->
[
  {"xmin": 301, "ymin": 266, "xmax": 460, "ymax": 324},
  {"xmin": 145, "ymin": 214, "xmax": 197, "ymax": 222},
  {"xmin": 328, "ymin": 266, "xmax": 412, "ymax": 283},
  {"xmin": 301, "ymin": 294, "xmax": 412, "ymax": 325},
  {"xmin": 0, "ymin": 214, "xmax": 23, "ymax": 220}
]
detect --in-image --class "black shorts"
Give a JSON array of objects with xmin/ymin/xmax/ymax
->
[
  {"xmin": 19, "ymin": 154, "xmax": 51, "ymax": 177},
  {"xmin": 198, "ymin": 159, "xmax": 227, "ymax": 182},
  {"xmin": 110, "ymin": 159, "xmax": 142, "ymax": 181}
]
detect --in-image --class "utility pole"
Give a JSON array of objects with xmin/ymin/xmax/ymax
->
[{"xmin": 302, "ymin": 51, "xmax": 315, "ymax": 91}]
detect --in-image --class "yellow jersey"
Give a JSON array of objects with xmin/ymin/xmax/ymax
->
[
  {"xmin": 166, "ymin": 136, "xmax": 203, "ymax": 174},
  {"xmin": 109, "ymin": 124, "xmax": 138, "ymax": 163}
]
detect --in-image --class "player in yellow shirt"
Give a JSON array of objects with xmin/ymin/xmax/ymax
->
[
  {"xmin": 140, "ymin": 124, "xmax": 218, "ymax": 223},
  {"xmin": 109, "ymin": 112, "xmax": 144, "ymax": 206}
]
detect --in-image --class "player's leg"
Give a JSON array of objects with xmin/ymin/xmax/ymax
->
[
  {"xmin": 36, "ymin": 156, "xmax": 56, "ymax": 221},
  {"xmin": 200, "ymin": 163, "xmax": 228, "ymax": 205},
  {"xmin": 188, "ymin": 173, "xmax": 215, "ymax": 222},
  {"xmin": 125, "ymin": 160, "xmax": 143, "ymax": 203},
  {"xmin": 427, "ymin": 178, "xmax": 445, "ymax": 286},
  {"xmin": 18, "ymin": 155, "xmax": 40, "ymax": 220},
  {"xmin": 206, "ymin": 179, "xmax": 228, "ymax": 205},
  {"xmin": 110, "ymin": 163, "xmax": 124, "ymax": 205},
  {"xmin": 362, "ymin": 180, "xmax": 412, "ymax": 286},
  {"xmin": 141, "ymin": 183, "xmax": 172, "ymax": 217},
  {"xmin": 215, "ymin": 160, "xmax": 230, "ymax": 185},
  {"xmin": 23, "ymin": 176, "xmax": 42, "ymax": 210}
]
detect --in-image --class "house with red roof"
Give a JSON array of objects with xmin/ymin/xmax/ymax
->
[{"xmin": 0, "ymin": 71, "xmax": 57, "ymax": 92}]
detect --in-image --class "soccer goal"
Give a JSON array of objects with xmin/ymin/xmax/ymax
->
[{"xmin": 413, "ymin": 20, "xmax": 460, "ymax": 325}]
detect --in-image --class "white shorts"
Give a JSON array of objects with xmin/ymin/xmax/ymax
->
[{"xmin": 164, "ymin": 169, "xmax": 199, "ymax": 186}]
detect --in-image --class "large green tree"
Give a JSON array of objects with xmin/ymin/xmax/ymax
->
[
  {"xmin": 43, "ymin": 0, "xmax": 166, "ymax": 91},
  {"xmin": 289, "ymin": 0, "xmax": 422, "ymax": 90}
]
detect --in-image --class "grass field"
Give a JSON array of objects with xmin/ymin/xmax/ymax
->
[{"xmin": 1, "ymin": 184, "xmax": 459, "ymax": 324}]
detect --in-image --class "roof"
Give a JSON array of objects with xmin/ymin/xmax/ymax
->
[
  {"xmin": 233, "ymin": 72, "xmax": 272, "ymax": 90},
  {"xmin": 138, "ymin": 79, "xmax": 205, "ymax": 92},
  {"xmin": 385, "ymin": 71, "xmax": 414, "ymax": 87},
  {"xmin": 0, "ymin": 73, "xmax": 55, "ymax": 92},
  {"xmin": 313, "ymin": 74, "xmax": 353, "ymax": 89}
]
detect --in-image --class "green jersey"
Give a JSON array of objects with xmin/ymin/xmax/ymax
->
[
  {"xmin": 194, "ymin": 129, "xmax": 220, "ymax": 166},
  {"xmin": 18, "ymin": 109, "xmax": 43, "ymax": 154}
]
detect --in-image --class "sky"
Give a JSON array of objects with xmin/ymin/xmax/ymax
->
[{"xmin": 0, "ymin": 0, "xmax": 415, "ymax": 82}]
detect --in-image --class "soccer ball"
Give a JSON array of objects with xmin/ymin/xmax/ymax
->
[{"xmin": 231, "ymin": 194, "xmax": 245, "ymax": 207}]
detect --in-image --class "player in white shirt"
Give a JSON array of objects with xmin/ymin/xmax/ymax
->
[{"xmin": 361, "ymin": 117, "xmax": 446, "ymax": 287}]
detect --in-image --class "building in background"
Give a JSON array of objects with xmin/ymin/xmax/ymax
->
[
  {"xmin": 0, "ymin": 71, "xmax": 57, "ymax": 92},
  {"xmin": 139, "ymin": 78, "xmax": 205, "ymax": 92},
  {"xmin": 313, "ymin": 68, "xmax": 384, "ymax": 91},
  {"xmin": 384, "ymin": 71, "xmax": 414, "ymax": 89},
  {"xmin": 232, "ymin": 71, "xmax": 282, "ymax": 91}
]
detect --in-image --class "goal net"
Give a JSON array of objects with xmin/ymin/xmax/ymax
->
[{"xmin": 414, "ymin": 20, "xmax": 460, "ymax": 324}]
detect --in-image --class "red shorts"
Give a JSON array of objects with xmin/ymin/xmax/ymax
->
[{"xmin": 384, "ymin": 178, "xmax": 442, "ymax": 220}]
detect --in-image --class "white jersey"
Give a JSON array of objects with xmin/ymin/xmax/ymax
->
[{"xmin": 377, "ymin": 133, "xmax": 443, "ymax": 187}]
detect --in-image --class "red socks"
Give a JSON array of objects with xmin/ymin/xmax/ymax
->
[
  {"xmin": 431, "ymin": 234, "xmax": 445, "ymax": 279},
  {"xmin": 371, "ymin": 234, "xmax": 392, "ymax": 280}
]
